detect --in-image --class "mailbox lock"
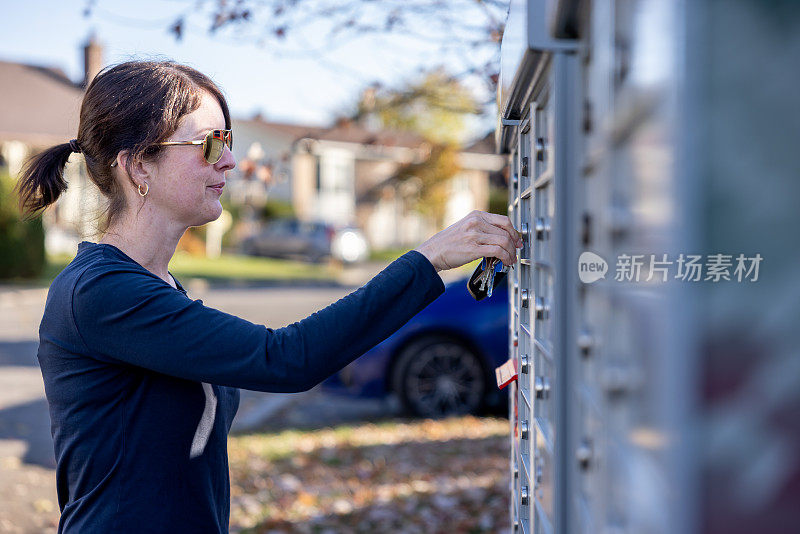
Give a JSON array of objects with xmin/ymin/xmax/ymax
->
[
  {"xmin": 520, "ymin": 420, "xmax": 529, "ymax": 440},
  {"xmin": 602, "ymin": 365, "xmax": 641, "ymax": 398},
  {"xmin": 534, "ymin": 217, "xmax": 550, "ymax": 240},
  {"xmin": 520, "ymin": 485, "xmax": 529, "ymax": 506},
  {"xmin": 519, "ymin": 223, "xmax": 530, "ymax": 244},
  {"xmin": 534, "ymin": 376, "xmax": 550, "ymax": 399},
  {"xmin": 577, "ymin": 328, "xmax": 594, "ymax": 357},
  {"xmin": 535, "ymin": 297, "xmax": 549, "ymax": 320},
  {"xmin": 576, "ymin": 440, "xmax": 593, "ymax": 470},
  {"xmin": 535, "ymin": 138, "xmax": 546, "ymax": 161},
  {"xmin": 521, "ymin": 289, "xmax": 530, "ymax": 308},
  {"xmin": 519, "ymin": 354, "xmax": 530, "ymax": 374}
]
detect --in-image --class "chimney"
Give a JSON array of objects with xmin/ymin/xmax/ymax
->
[{"xmin": 83, "ymin": 33, "xmax": 103, "ymax": 88}]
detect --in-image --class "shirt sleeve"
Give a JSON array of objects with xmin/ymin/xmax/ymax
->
[{"xmin": 72, "ymin": 250, "xmax": 445, "ymax": 392}]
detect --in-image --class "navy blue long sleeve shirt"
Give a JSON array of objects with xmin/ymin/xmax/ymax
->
[{"xmin": 36, "ymin": 241, "xmax": 445, "ymax": 533}]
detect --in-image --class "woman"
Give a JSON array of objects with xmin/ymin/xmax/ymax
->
[{"xmin": 15, "ymin": 60, "xmax": 523, "ymax": 533}]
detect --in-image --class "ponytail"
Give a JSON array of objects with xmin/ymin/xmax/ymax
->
[{"xmin": 13, "ymin": 142, "xmax": 74, "ymax": 219}]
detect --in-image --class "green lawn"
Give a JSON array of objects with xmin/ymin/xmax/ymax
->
[
  {"xmin": 167, "ymin": 251, "xmax": 335, "ymax": 283},
  {"xmin": 368, "ymin": 248, "xmax": 408, "ymax": 263},
  {"xmin": 30, "ymin": 251, "xmax": 336, "ymax": 286},
  {"xmin": 11, "ymin": 249, "xmax": 485, "ymax": 288}
]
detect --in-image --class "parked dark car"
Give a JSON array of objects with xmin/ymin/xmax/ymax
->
[
  {"xmin": 322, "ymin": 275, "xmax": 509, "ymax": 417},
  {"xmin": 240, "ymin": 219, "xmax": 368, "ymax": 264}
]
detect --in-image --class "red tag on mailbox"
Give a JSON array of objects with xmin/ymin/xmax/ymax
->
[{"xmin": 495, "ymin": 358, "xmax": 518, "ymax": 390}]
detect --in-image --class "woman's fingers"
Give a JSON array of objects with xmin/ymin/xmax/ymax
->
[
  {"xmin": 474, "ymin": 227, "xmax": 517, "ymax": 264},
  {"xmin": 478, "ymin": 243, "xmax": 517, "ymax": 267},
  {"xmin": 470, "ymin": 212, "xmax": 521, "ymax": 266},
  {"xmin": 478, "ymin": 211, "xmax": 522, "ymax": 246},
  {"xmin": 478, "ymin": 218, "xmax": 523, "ymax": 249},
  {"xmin": 475, "ymin": 231, "xmax": 518, "ymax": 266},
  {"xmin": 414, "ymin": 211, "xmax": 523, "ymax": 272}
]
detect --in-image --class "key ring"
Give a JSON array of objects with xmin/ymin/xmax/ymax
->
[{"xmin": 467, "ymin": 257, "xmax": 510, "ymax": 301}]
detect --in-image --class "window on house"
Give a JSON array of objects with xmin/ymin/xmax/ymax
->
[
  {"xmin": 331, "ymin": 158, "xmax": 352, "ymax": 193},
  {"xmin": 318, "ymin": 151, "xmax": 354, "ymax": 194}
]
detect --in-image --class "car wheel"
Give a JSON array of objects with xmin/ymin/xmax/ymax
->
[{"xmin": 392, "ymin": 336, "xmax": 487, "ymax": 418}]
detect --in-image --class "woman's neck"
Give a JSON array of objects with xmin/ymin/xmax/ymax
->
[{"xmin": 99, "ymin": 214, "xmax": 185, "ymax": 287}]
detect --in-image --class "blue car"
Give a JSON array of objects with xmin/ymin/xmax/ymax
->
[{"xmin": 322, "ymin": 276, "xmax": 509, "ymax": 417}]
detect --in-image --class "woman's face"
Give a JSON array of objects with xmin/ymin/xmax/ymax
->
[{"xmin": 146, "ymin": 90, "xmax": 235, "ymax": 228}]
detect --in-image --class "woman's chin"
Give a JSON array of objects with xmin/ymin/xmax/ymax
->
[{"xmin": 191, "ymin": 203, "xmax": 223, "ymax": 227}]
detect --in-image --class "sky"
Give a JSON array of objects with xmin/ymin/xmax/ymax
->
[{"xmin": 1, "ymin": 0, "xmax": 501, "ymax": 139}]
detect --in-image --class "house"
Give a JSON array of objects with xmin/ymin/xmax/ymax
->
[
  {"xmin": 1, "ymin": 38, "xmax": 505, "ymax": 256},
  {"xmin": 230, "ymin": 116, "xmax": 506, "ymax": 250},
  {"xmin": 0, "ymin": 36, "xmax": 105, "ymax": 254}
]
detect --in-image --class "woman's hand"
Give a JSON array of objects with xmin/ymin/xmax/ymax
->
[{"xmin": 414, "ymin": 210, "xmax": 524, "ymax": 273}]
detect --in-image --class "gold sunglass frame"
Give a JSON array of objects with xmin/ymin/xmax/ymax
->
[{"xmin": 156, "ymin": 129, "xmax": 233, "ymax": 164}]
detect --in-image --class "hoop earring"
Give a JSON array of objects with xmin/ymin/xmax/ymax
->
[{"xmin": 138, "ymin": 183, "xmax": 149, "ymax": 197}]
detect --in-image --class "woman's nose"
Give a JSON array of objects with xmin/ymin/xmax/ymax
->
[{"xmin": 216, "ymin": 146, "xmax": 236, "ymax": 172}]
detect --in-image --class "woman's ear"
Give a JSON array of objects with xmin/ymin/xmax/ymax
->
[{"xmin": 119, "ymin": 150, "xmax": 155, "ymax": 190}]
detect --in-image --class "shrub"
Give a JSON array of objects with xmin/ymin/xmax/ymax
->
[
  {"xmin": 0, "ymin": 172, "xmax": 45, "ymax": 279},
  {"xmin": 260, "ymin": 199, "xmax": 295, "ymax": 221}
]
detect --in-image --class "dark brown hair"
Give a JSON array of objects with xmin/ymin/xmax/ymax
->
[{"xmin": 14, "ymin": 60, "xmax": 230, "ymax": 232}]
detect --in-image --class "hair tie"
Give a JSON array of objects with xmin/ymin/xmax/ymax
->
[{"xmin": 68, "ymin": 139, "xmax": 82, "ymax": 153}]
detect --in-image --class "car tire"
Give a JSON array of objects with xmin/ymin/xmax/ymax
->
[{"xmin": 392, "ymin": 335, "xmax": 487, "ymax": 418}]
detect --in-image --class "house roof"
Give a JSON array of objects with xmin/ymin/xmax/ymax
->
[
  {"xmin": 234, "ymin": 117, "xmax": 326, "ymax": 142},
  {"xmin": 308, "ymin": 120, "xmax": 425, "ymax": 148},
  {"xmin": 239, "ymin": 116, "xmax": 426, "ymax": 149},
  {"xmin": 0, "ymin": 60, "xmax": 84, "ymax": 147}
]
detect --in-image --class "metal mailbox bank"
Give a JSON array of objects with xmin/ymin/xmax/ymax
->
[{"xmin": 497, "ymin": 1, "xmax": 800, "ymax": 533}]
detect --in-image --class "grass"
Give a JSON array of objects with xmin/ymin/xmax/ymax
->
[
  {"xmin": 7, "ymin": 251, "xmax": 337, "ymax": 287},
  {"xmin": 167, "ymin": 251, "xmax": 335, "ymax": 283},
  {"xmin": 368, "ymin": 248, "xmax": 409, "ymax": 263},
  {"xmin": 6, "ymin": 248, "xmax": 486, "ymax": 288}
]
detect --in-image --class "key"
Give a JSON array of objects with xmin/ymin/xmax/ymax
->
[
  {"xmin": 487, "ymin": 259, "xmax": 510, "ymax": 298},
  {"xmin": 479, "ymin": 259, "xmax": 493, "ymax": 292},
  {"xmin": 486, "ymin": 259, "xmax": 498, "ymax": 297},
  {"xmin": 468, "ymin": 258, "xmax": 492, "ymax": 301},
  {"xmin": 468, "ymin": 257, "xmax": 510, "ymax": 301},
  {"xmin": 484, "ymin": 258, "xmax": 498, "ymax": 293}
]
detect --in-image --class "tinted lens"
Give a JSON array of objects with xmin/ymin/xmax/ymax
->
[{"xmin": 204, "ymin": 131, "xmax": 225, "ymax": 164}]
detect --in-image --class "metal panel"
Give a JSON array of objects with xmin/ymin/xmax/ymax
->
[
  {"xmin": 504, "ymin": 0, "xmax": 800, "ymax": 533},
  {"xmin": 504, "ymin": 1, "xmax": 690, "ymax": 534},
  {"xmin": 504, "ymin": 37, "xmax": 581, "ymax": 532}
]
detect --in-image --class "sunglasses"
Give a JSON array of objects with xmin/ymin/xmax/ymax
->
[{"xmin": 156, "ymin": 129, "xmax": 233, "ymax": 164}]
